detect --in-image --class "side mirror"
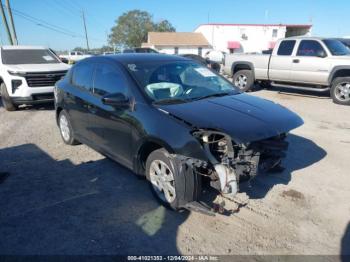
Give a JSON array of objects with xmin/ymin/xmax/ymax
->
[{"xmin": 102, "ymin": 93, "xmax": 129, "ymax": 107}]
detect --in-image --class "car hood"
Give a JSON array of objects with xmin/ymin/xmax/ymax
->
[
  {"xmin": 5, "ymin": 63, "xmax": 70, "ymax": 72},
  {"xmin": 157, "ymin": 93, "xmax": 303, "ymax": 144}
]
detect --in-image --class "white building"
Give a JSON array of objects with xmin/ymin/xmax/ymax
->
[
  {"xmin": 142, "ymin": 32, "xmax": 212, "ymax": 56},
  {"xmin": 195, "ymin": 23, "xmax": 312, "ymax": 54}
]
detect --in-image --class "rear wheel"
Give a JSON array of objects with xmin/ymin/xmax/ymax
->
[
  {"xmin": 145, "ymin": 148, "xmax": 201, "ymax": 210},
  {"xmin": 232, "ymin": 70, "xmax": 254, "ymax": 92},
  {"xmin": 58, "ymin": 110, "xmax": 80, "ymax": 145},
  {"xmin": 0, "ymin": 83, "xmax": 17, "ymax": 111},
  {"xmin": 331, "ymin": 77, "xmax": 350, "ymax": 105}
]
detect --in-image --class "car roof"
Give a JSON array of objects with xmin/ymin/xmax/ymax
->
[
  {"xmin": 1, "ymin": 45, "xmax": 47, "ymax": 50},
  {"xmin": 85, "ymin": 53, "xmax": 190, "ymax": 65},
  {"xmin": 282, "ymin": 36, "xmax": 331, "ymax": 41}
]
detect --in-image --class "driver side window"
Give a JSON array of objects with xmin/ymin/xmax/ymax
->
[
  {"xmin": 297, "ymin": 40, "xmax": 326, "ymax": 57},
  {"xmin": 93, "ymin": 63, "xmax": 127, "ymax": 97}
]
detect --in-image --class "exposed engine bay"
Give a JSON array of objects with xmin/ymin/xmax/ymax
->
[{"xmin": 191, "ymin": 130, "xmax": 289, "ymax": 200}]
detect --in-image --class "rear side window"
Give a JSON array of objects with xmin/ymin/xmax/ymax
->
[
  {"xmin": 277, "ymin": 40, "xmax": 296, "ymax": 56},
  {"xmin": 71, "ymin": 62, "xmax": 94, "ymax": 90},
  {"xmin": 297, "ymin": 40, "xmax": 325, "ymax": 57},
  {"xmin": 93, "ymin": 63, "xmax": 127, "ymax": 96}
]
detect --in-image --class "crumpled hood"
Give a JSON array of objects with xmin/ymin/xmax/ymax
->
[
  {"xmin": 6, "ymin": 63, "xmax": 70, "ymax": 72},
  {"xmin": 158, "ymin": 93, "xmax": 303, "ymax": 144}
]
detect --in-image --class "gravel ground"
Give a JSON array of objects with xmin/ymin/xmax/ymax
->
[{"xmin": 0, "ymin": 87, "xmax": 349, "ymax": 258}]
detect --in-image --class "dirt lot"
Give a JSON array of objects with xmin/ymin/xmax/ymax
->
[{"xmin": 0, "ymin": 88, "xmax": 349, "ymax": 257}]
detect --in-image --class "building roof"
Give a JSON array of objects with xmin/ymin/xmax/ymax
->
[
  {"xmin": 196, "ymin": 23, "xmax": 312, "ymax": 30},
  {"xmin": 144, "ymin": 32, "xmax": 211, "ymax": 47}
]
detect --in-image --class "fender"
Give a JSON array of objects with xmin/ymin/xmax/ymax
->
[
  {"xmin": 133, "ymin": 135, "xmax": 180, "ymax": 176},
  {"xmin": 328, "ymin": 66, "xmax": 350, "ymax": 84},
  {"xmin": 231, "ymin": 61, "xmax": 255, "ymax": 80}
]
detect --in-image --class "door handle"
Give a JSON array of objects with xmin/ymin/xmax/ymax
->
[{"xmin": 293, "ymin": 59, "xmax": 300, "ymax": 63}]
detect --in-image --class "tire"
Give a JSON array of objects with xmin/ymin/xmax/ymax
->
[
  {"xmin": 145, "ymin": 148, "xmax": 201, "ymax": 210},
  {"xmin": 232, "ymin": 70, "xmax": 255, "ymax": 92},
  {"xmin": 331, "ymin": 77, "xmax": 350, "ymax": 105},
  {"xmin": 0, "ymin": 83, "xmax": 17, "ymax": 111},
  {"xmin": 58, "ymin": 110, "xmax": 80, "ymax": 145}
]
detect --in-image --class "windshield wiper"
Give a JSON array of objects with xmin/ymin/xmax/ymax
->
[
  {"xmin": 153, "ymin": 98, "xmax": 190, "ymax": 105},
  {"xmin": 193, "ymin": 92, "xmax": 232, "ymax": 101}
]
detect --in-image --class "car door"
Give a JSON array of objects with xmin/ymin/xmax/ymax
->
[
  {"xmin": 268, "ymin": 40, "xmax": 296, "ymax": 82},
  {"xmin": 88, "ymin": 62, "xmax": 133, "ymax": 168},
  {"xmin": 290, "ymin": 40, "xmax": 330, "ymax": 85},
  {"xmin": 65, "ymin": 62, "xmax": 95, "ymax": 141}
]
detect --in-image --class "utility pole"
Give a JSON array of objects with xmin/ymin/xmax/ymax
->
[
  {"xmin": 0, "ymin": 0, "xmax": 13, "ymax": 45},
  {"xmin": 82, "ymin": 10, "xmax": 90, "ymax": 51},
  {"xmin": 5, "ymin": 0, "xmax": 17, "ymax": 45}
]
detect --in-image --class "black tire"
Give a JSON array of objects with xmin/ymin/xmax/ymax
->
[
  {"xmin": 0, "ymin": 83, "xmax": 17, "ymax": 111},
  {"xmin": 331, "ymin": 77, "xmax": 350, "ymax": 105},
  {"xmin": 145, "ymin": 148, "xmax": 201, "ymax": 210},
  {"xmin": 232, "ymin": 70, "xmax": 255, "ymax": 92},
  {"xmin": 58, "ymin": 110, "xmax": 80, "ymax": 145}
]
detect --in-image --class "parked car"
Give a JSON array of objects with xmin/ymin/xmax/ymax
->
[
  {"xmin": 223, "ymin": 37, "xmax": 350, "ymax": 105},
  {"xmin": 55, "ymin": 54, "xmax": 303, "ymax": 210},
  {"xmin": 180, "ymin": 54, "xmax": 221, "ymax": 73},
  {"xmin": 205, "ymin": 50, "xmax": 226, "ymax": 64},
  {"xmin": 123, "ymin": 47, "xmax": 159, "ymax": 53},
  {"xmin": 0, "ymin": 45, "xmax": 70, "ymax": 111},
  {"xmin": 59, "ymin": 51, "xmax": 92, "ymax": 64}
]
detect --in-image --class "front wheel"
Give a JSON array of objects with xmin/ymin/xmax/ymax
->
[
  {"xmin": 58, "ymin": 110, "xmax": 80, "ymax": 145},
  {"xmin": 0, "ymin": 83, "xmax": 17, "ymax": 111},
  {"xmin": 331, "ymin": 77, "xmax": 350, "ymax": 105},
  {"xmin": 232, "ymin": 70, "xmax": 255, "ymax": 92},
  {"xmin": 145, "ymin": 148, "xmax": 201, "ymax": 210}
]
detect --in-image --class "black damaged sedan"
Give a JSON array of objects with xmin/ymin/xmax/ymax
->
[{"xmin": 54, "ymin": 54, "xmax": 303, "ymax": 210}]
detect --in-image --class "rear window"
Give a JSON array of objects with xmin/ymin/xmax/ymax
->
[
  {"xmin": 1, "ymin": 49, "xmax": 60, "ymax": 64},
  {"xmin": 277, "ymin": 40, "xmax": 296, "ymax": 56}
]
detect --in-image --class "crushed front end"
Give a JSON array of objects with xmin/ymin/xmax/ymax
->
[{"xmin": 192, "ymin": 130, "xmax": 289, "ymax": 200}]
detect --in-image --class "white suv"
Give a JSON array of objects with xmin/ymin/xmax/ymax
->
[{"xmin": 0, "ymin": 45, "xmax": 70, "ymax": 111}]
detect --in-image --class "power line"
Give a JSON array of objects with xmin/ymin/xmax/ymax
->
[
  {"xmin": 61, "ymin": 0, "xmax": 82, "ymax": 14},
  {"xmin": 52, "ymin": 0, "xmax": 79, "ymax": 19},
  {"xmin": 13, "ymin": 11, "xmax": 79, "ymax": 38},
  {"xmin": 8, "ymin": 5, "xmax": 79, "ymax": 36},
  {"xmin": 1, "ymin": 4, "xmax": 106, "ymax": 45},
  {"xmin": 57, "ymin": 0, "xmax": 106, "ymax": 32}
]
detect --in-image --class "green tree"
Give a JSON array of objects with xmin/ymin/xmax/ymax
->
[
  {"xmin": 109, "ymin": 10, "xmax": 175, "ymax": 48},
  {"xmin": 154, "ymin": 20, "xmax": 176, "ymax": 32}
]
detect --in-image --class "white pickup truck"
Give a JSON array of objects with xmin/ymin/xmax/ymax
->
[
  {"xmin": 59, "ymin": 51, "xmax": 91, "ymax": 64},
  {"xmin": 0, "ymin": 45, "xmax": 70, "ymax": 111},
  {"xmin": 223, "ymin": 37, "xmax": 350, "ymax": 105}
]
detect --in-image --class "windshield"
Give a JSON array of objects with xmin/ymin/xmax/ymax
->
[
  {"xmin": 126, "ymin": 61, "xmax": 239, "ymax": 103},
  {"xmin": 323, "ymin": 40, "xmax": 350, "ymax": 56},
  {"xmin": 1, "ymin": 49, "xmax": 60, "ymax": 64}
]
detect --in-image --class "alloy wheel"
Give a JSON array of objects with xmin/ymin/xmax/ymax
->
[
  {"xmin": 149, "ymin": 159, "xmax": 176, "ymax": 203},
  {"xmin": 59, "ymin": 114, "xmax": 70, "ymax": 142},
  {"xmin": 335, "ymin": 82, "xmax": 350, "ymax": 102},
  {"xmin": 234, "ymin": 74, "xmax": 248, "ymax": 89}
]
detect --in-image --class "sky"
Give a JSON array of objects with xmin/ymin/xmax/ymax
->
[{"xmin": 0, "ymin": 0, "xmax": 349, "ymax": 50}]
